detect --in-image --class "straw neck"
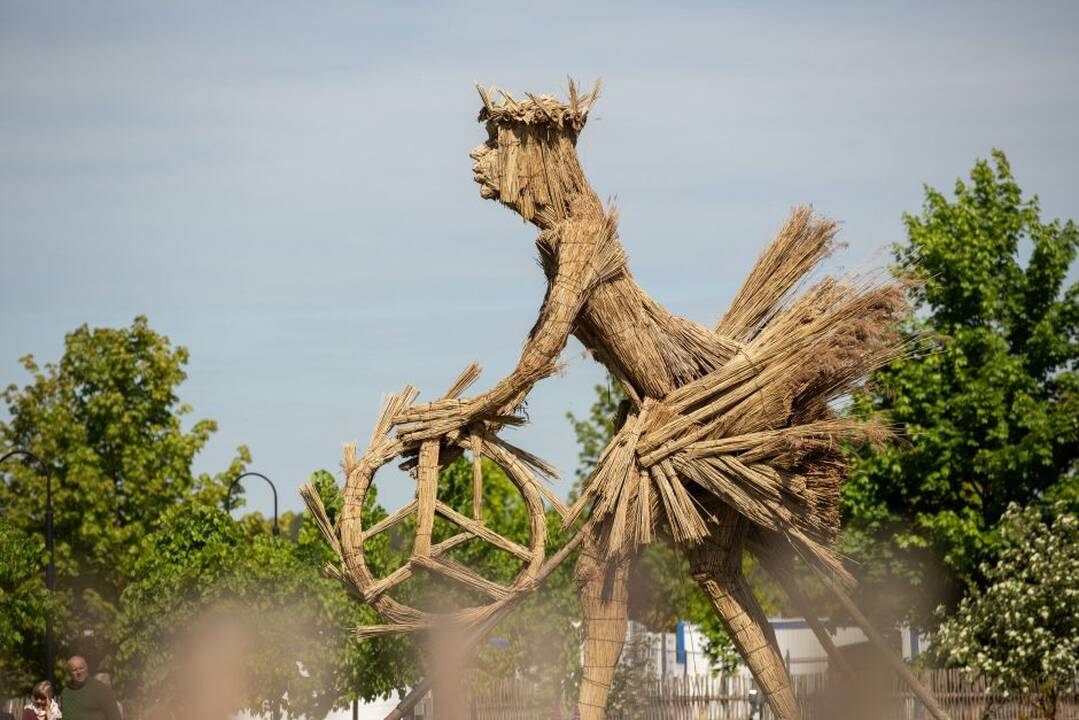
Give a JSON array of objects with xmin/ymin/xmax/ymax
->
[{"xmin": 530, "ymin": 187, "xmax": 604, "ymax": 230}]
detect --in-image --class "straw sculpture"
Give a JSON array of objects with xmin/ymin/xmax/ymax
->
[{"xmin": 303, "ymin": 80, "xmax": 949, "ymax": 720}]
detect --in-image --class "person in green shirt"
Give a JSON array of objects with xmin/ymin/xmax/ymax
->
[{"xmin": 60, "ymin": 656, "xmax": 121, "ymax": 720}]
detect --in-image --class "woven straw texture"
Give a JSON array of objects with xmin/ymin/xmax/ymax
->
[{"xmin": 308, "ymin": 81, "xmax": 917, "ymax": 720}]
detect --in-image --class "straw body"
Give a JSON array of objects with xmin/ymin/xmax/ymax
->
[{"xmin": 312, "ymin": 82, "xmax": 925, "ymax": 720}]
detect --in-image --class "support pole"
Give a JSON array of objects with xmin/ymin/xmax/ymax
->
[
  {"xmin": 809, "ymin": 567, "xmax": 950, "ymax": 720},
  {"xmin": 382, "ymin": 518, "xmax": 595, "ymax": 720},
  {"xmin": 773, "ymin": 573, "xmax": 860, "ymax": 687}
]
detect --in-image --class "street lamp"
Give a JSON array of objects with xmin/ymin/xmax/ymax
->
[
  {"xmin": 0, "ymin": 448, "xmax": 55, "ymax": 684},
  {"xmin": 225, "ymin": 472, "xmax": 279, "ymax": 537}
]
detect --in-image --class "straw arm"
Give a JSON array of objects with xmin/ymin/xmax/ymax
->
[
  {"xmin": 396, "ymin": 251, "xmax": 593, "ymax": 444},
  {"xmin": 476, "ymin": 263, "xmax": 584, "ymax": 412}
]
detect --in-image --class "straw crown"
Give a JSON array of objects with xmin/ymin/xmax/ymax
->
[{"xmin": 476, "ymin": 78, "xmax": 601, "ymax": 132}]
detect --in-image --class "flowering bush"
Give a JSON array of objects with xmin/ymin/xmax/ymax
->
[{"xmin": 934, "ymin": 501, "xmax": 1078, "ymax": 718}]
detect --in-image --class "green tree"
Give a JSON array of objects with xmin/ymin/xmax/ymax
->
[
  {"xmin": 933, "ymin": 502, "xmax": 1078, "ymax": 720},
  {"xmin": 296, "ymin": 471, "xmax": 417, "ymax": 708},
  {"xmin": 843, "ymin": 151, "xmax": 1079, "ymax": 624},
  {"xmin": 0, "ymin": 317, "xmax": 421, "ymax": 709},
  {"xmin": 0, "ymin": 317, "xmax": 250, "ymax": 680},
  {"xmin": 567, "ymin": 380, "xmax": 623, "ymax": 485},
  {"xmin": 0, "ymin": 515, "xmax": 54, "ymax": 693},
  {"xmin": 110, "ymin": 476, "xmax": 415, "ymax": 719}
]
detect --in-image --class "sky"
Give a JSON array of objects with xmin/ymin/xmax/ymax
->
[{"xmin": 2, "ymin": 1, "xmax": 1077, "ymax": 519}]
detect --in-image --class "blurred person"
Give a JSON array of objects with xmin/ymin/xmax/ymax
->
[
  {"xmin": 60, "ymin": 657, "xmax": 119, "ymax": 720},
  {"xmin": 90, "ymin": 674, "xmax": 120, "ymax": 720},
  {"xmin": 22, "ymin": 680, "xmax": 61, "ymax": 720}
]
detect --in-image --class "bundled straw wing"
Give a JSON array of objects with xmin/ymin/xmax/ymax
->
[{"xmin": 571, "ymin": 206, "xmax": 908, "ymax": 586}]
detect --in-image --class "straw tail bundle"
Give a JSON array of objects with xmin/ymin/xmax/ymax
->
[{"xmin": 570, "ymin": 206, "xmax": 908, "ymax": 587}]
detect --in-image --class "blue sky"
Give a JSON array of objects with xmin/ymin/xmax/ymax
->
[{"xmin": 2, "ymin": 1, "xmax": 1077, "ymax": 517}]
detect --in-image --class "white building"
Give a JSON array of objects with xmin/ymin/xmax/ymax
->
[{"xmin": 629, "ymin": 618, "xmax": 927, "ymax": 678}]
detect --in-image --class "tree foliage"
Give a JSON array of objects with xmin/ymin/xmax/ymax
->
[
  {"xmin": 0, "ymin": 317, "xmax": 420, "ymax": 710},
  {"xmin": 933, "ymin": 502, "xmax": 1078, "ymax": 719},
  {"xmin": 110, "ymin": 478, "xmax": 415, "ymax": 719},
  {"xmin": 0, "ymin": 316, "xmax": 251, "ymax": 680},
  {"xmin": 606, "ymin": 627, "xmax": 658, "ymax": 719},
  {"xmin": 295, "ymin": 471, "xmax": 418, "ymax": 707},
  {"xmin": 567, "ymin": 381, "xmax": 623, "ymax": 484},
  {"xmin": 843, "ymin": 151, "xmax": 1079, "ymax": 623},
  {"xmin": 0, "ymin": 515, "xmax": 54, "ymax": 693}
]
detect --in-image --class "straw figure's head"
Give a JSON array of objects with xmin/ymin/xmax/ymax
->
[{"xmin": 472, "ymin": 79, "xmax": 602, "ymax": 227}]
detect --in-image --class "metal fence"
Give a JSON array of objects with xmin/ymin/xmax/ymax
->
[
  {"xmin": 7, "ymin": 671, "xmax": 1076, "ymax": 719},
  {"xmin": 409, "ymin": 671, "xmax": 1079, "ymax": 720}
]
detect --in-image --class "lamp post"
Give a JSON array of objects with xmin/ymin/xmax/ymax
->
[
  {"xmin": 0, "ymin": 448, "xmax": 55, "ymax": 683},
  {"xmin": 225, "ymin": 472, "xmax": 279, "ymax": 536}
]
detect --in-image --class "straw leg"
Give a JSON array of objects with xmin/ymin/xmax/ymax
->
[
  {"xmin": 575, "ymin": 531, "xmax": 631, "ymax": 720},
  {"xmin": 686, "ymin": 516, "xmax": 800, "ymax": 720}
]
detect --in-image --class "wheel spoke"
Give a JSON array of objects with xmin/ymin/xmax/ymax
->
[
  {"xmin": 362, "ymin": 499, "xmax": 417, "ymax": 541},
  {"xmin": 414, "ymin": 441, "xmax": 440, "ymax": 556},
  {"xmin": 345, "ymin": 429, "xmax": 548, "ymax": 624},
  {"xmin": 432, "ymin": 531, "xmax": 474, "ymax": 554},
  {"xmin": 435, "ymin": 500, "xmax": 532, "ymax": 562},
  {"xmin": 361, "ymin": 531, "xmax": 476, "ymax": 601},
  {"xmin": 362, "ymin": 562, "xmax": 414, "ymax": 601},
  {"xmin": 412, "ymin": 555, "xmax": 512, "ymax": 600}
]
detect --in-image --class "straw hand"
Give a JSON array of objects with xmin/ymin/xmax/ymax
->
[{"xmin": 393, "ymin": 394, "xmax": 525, "ymax": 446}]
